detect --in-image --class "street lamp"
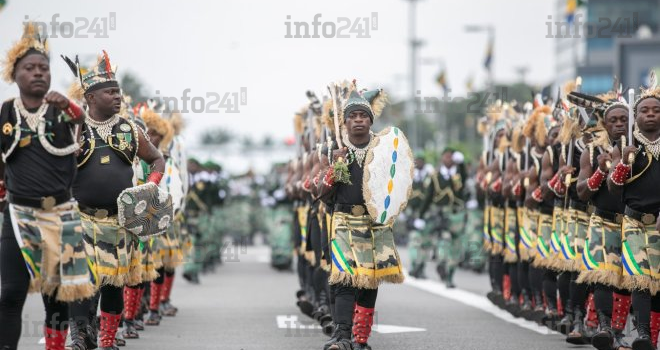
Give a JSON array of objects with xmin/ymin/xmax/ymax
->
[{"xmin": 405, "ymin": 0, "xmax": 424, "ymax": 151}]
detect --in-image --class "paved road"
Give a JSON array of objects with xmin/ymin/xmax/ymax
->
[{"xmin": 13, "ymin": 243, "xmax": 601, "ymax": 350}]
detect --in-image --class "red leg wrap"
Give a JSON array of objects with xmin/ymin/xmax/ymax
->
[
  {"xmin": 150, "ymin": 282, "xmax": 163, "ymax": 311},
  {"xmin": 44, "ymin": 327, "xmax": 67, "ymax": 350},
  {"xmin": 99, "ymin": 311, "xmax": 122, "ymax": 348},
  {"xmin": 352, "ymin": 306, "xmax": 375, "ymax": 345},
  {"xmin": 651, "ymin": 311, "xmax": 660, "ymax": 348},
  {"xmin": 161, "ymin": 274, "xmax": 175, "ymax": 302},
  {"xmin": 611, "ymin": 293, "xmax": 631, "ymax": 331},
  {"xmin": 585, "ymin": 293, "xmax": 598, "ymax": 327},
  {"xmin": 503, "ymin": 274, "xmax": 511, "ymax": 301},
  {"xmin": 123, "ymin": 286, "xmax": 141, "ymax": 320}
]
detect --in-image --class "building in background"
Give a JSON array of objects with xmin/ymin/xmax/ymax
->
[{"xmin": 555, "ymin": 0, "xmax": 660, "ymax": 94}]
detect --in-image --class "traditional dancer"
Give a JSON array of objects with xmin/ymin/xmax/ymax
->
[
  {"xmin": 0, "ymin": 22, "xmax": 93, "ymax": 350},
  {"xmin": 66, "ymin": 51, "xmax": 166, "ymax": 350},
  {"xmin": 573, "ymin": 89, "xmax": 631, "ymax": 350},
  {"xmin": 607, "ymin": 74, "xmax": 660, "ymax": 350},
  {"xmin": 318, "ymin": 82, "xmax": 410, "ymax": 350}
]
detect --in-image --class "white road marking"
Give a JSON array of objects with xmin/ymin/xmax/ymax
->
[
  {"xmin": 403, "ymin": 274, "xmax": 560, "ymax": 336},
  {"xmin": 276, "ymin": 315, "xmax": 426, "ymax": 334}
]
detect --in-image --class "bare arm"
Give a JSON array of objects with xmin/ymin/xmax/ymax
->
[
  {"xmin": 137, "ymin": 128, "xmax": 165, "ymax": 181},
  {"xmin": 502, "ymin": 158, "xmax": 517, "ymax": 199},
  {"xmin": 486, "ymin": 155, "xmax": 502, "ymax": 197},
  {"xmin": 44, "ymin": 91, "xmax": 86, "ymax": 125},
  {"xmin": 524, "ymin": 165, "xmax": 539, "ymax": 208},
  {"xmin": 540, "ymin": 151, "xmax": 554, "ymax": 200},
  {"xmin": 576, "ymin": 150, "xmax": 594, "ymax": 201},
  {"xmin": 606, "ymin": 145, "xmax": 623, "ymax": 195}
]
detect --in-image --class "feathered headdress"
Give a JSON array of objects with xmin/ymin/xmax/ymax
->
[
  {"xmin": 510, "ymin": 125, "xmax": 526, "ymax": 153},
  {"xmin": 2, "ymin": 22, "xmax": 49, "ymax": 83},
  {"xmin": 321, "ymin": 98, "xmax": 335, "ymax": 134},
  {"xmin": 142, "ymin": 108, "xmax": 174, "ymax": 152},
  {"xmin": 168, "ymin": 111, "xmax": 185, "ymax": 136},
  {"xmin": 634, "ymin": 70, "xmax": 660, "ymax": 115},
  {"xmin": 523, "ymin": 105, "xmax": 556, "ymax": 147},
  {"xmin": 293, "ymin": 109, "xmax": 305, "ymax": 136},
  {"xmin": 340, "ymin": 80, "xmax": 388, "ymax": 122}
]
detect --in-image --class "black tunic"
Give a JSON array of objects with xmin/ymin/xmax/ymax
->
[
  {"xmin": 73, "ymin": 134, "xmax": 134, "ymax": 211},
  {"xmin": 0, "ymin": 101, "xmax": 76, "ymax": 197},
  {"xmin": 333, "ymin": 159, "xmax": 365, "ymax": 206},
  {"xmin": 590, "ymin": 147, "xmax": 624, "ymax": 214},
  {"xmin": 73, "ymin": 120, "xmax": 138, "ymax": 211},
  {"xmin": 623, "ymin": 140, "xmax": 660, "ymax": 214}
]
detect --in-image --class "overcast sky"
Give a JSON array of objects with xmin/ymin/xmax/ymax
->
[{"xmin": 0, "ymin": 0, "xmax": 556, "ymax": 146}]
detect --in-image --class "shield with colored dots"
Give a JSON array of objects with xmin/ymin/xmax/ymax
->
[{"xmin": 363, "ymin": 126, "xmax": 414, "ymax": 226}]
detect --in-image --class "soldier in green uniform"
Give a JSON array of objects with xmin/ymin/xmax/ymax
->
[
  {"xmin": 420, "ymin": 148, "xmax": 467, "ymax": 288},
  {"xmin": 183, "ymin": 158, "xmax": 205, "ymax": 284},
  {"xmin": 463, "ymin": 161, "xmax": 488, "ymax": 273},
  {"xmin": 407, "ymin": 152, "xmax": 433, "ymax": 278},
  {"xmin": 199, "ymin": 161, "xmax": 225, "ymax": 271},
  {"xmin": 265, "ymin": 163, "xmax": 294, "ymax": 270}
]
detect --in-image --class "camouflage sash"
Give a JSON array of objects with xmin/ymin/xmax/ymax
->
[
  {"xmin": 620, "ymin": 215, "xmax": 660, "ymax": 295},
  {"xmin": 8, "ymin": 201, "xmax": 96, "ymax": 301},
  {"xmin": 137, "ymin": 238, "xmax": 158, "ymax": 282},
  {"xmin": 296, "ymin": 205, "xmax": 309, "ymax": 255},
  {"xmin": 577, "ymin": 214, "xmax": 623, "ymax": 287},
  {"xmin": 152, "ymin": 219, "xmax": 183, "ymax": 270},
  {"xmin": 547, "ymin": 207, "xmax": 565, "ymax": 270},
  {"xmin": 519, "ymin": 209, "xmax": 539, "ymax": 262},
  {"xmin": 81, "ymin": 213, "xmax": 143, "ymax": 287},
  {"xmin": 533, "ymin": 213, "xmax": 554, "ymax": 268},
  {"xmin": 482, "ymin": 205, "xmax": 492, "ymax": 253},
  {"xmin": 489, "ymin": 207, "xmax": 504, "ymax": 255},
  {"xmin": 329, "ymin": 212, "xmax": 403, "ymax": 289},
  {"xmin": 557, "ymin": 209, "xmax": 590, "ymax": 272},
  {"xmin": 503, "ymin": 206, "xmax": 519, "ymax": 263}
]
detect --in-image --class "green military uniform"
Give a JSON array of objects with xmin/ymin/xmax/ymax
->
[
  {"xmin": 198, "ymin": 162, "xmax": 226, "ymax": 270},
  {"xmin": 463, "ymin": 175, "xmax": 488, "ymax": 273},
  {"xmin": 182, "ymin": 162, "xmax": 208, "ymax": 283},
  {"xmin": 407, "ymin": 163, "xmax": 434, "ymax": 278},
  {"xmin": 420, "ymin": 159, "xmax": 467, "ymax": 288}
]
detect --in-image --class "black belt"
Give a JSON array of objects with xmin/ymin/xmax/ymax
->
[
  {"xmin": 80, "ymin": 205, "xmax": 117, "ymax": 219},
  {"xmin": 594, "ymin": 207, "xmax": 623, "ymax": 224},
  {"xmin": 539, "ymin": 206, "xmax": 554, "ymax": 215},
  {"xmin": 569, "ymin": 200, "xmax": 588, "ymax": 212},
  {"xmin": 624, "ymin": 206, "xmax": 658, "ymax": 226},
  {"xmin": 334, "ymin": 203, "xmax": 368, "ymax": 216},
  {"xmin": 7, "ymin": 190, "xmax": 72, "ymax": 210}
]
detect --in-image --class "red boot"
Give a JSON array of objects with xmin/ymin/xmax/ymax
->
[
  {"xmin": 160, "ymin": 274, "xmax": 178, "ymax": 316},
  {"xmin": 145, "ymin": 282, "xmax": 162, "ymax": 326},
  {"xmin": 503, "ymin": 274, "xmax": 511, "ymax": 301},
  {"xmin": 352, "ymin": 306, "xmax": 375, "ymax": 350},
  {"xmin": 123, "ymin": 287, "xmax": 141, "ymax": 321},
  {"xmin": 98, "ymin": 311, "xmax": 121, "ymax": 350},
  {"xmin": 585, "ymin": 293, "xmax": 598, "ymax": 328},
  {"xmin": 611, "ymin": 293, "xmax": 631, "ymax": 331},
  {"xmin": 651, "ymin": 311, "xmax": 660, "ymax": 349},
  {"xmin": 44, "ymin": 327, "xmax": 67, "ymax": 350},
  {"xmin": 122, "ymin": 287, "xmax": 141, "ymax": 339}
]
